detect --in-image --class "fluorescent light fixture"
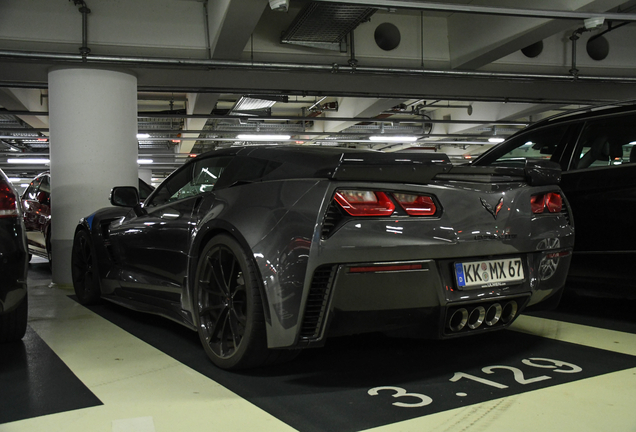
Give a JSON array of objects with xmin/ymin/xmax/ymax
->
[
  {"xmin": 137, "ymin": 133, "xmax": 150, "ymax": 139},
  {"xmin": 8, "ymin": 178, "xmax": 21, "ymax": 182},
  {"xmin": 369, "ymin": 136, "xmax": 418, "ymax": 142},
  {"xmin": 7, "ymin": 158, "xmax": 50, "ymax": 164},
  {"xmin": 20, "ymin": 183, "xmax": 29, "ymax": 188},
  {"xmin": 137, "ymin": 159, "xmax": 153, "ymax": 164},
  {"xmin": 236, "ymin": 134, "xmax": 291, "ymax": 141},
  {"xmin": 488, "ymin": 137, "xmax": 505, "ymax": 143}
]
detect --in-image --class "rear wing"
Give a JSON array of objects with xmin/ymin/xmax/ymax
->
[
  {"xmin": 434, "ymin": 160, "xmax": 561, "ymax": 186},
  {"xmin": 331, "ymin": 151, "xmax": 453, "ymax": 184},
  {"xmin": 331, "ymin": 152, "xmax": 561, "ymax": 186},
  {"xmin": 235, "ymin": 147, "xmax": 561, "ymax": 187}
]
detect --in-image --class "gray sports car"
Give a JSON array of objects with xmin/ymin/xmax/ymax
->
[{"xmin": 72, "ymin": 146, "xmax": 574, "ymax": 369}]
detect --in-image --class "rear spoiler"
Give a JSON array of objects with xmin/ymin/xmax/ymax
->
[
  {"xmin": 331, "ymin": 151, "xmax": 453, "ymax": 184},
  {"xmin": 331, "ymin": 152, "xmax": 561, "ymax": 186},
  {"xmin": 434, "ymin": 159, "xmax": 561, "ymax": 186}
]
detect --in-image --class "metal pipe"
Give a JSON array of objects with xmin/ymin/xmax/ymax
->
[
  {"xmin": 0, "ymin": 109, "xmax": 530, "ymax": 125},
  {"xmin": 3, "ymin": 48, "xmax": 636, "ymax": 84},
  {"xmin": 316, "ymin": 0, "xmax": 636, "ymax": 22},
  {"xmin": 307, "ymin": 96, "xmax": 327, "ymax": 111},
  {"xmin": 79, "ymin": 5, "xmax": 91, "ymax": 57},
  {"xmin": 202, "ymin": 0, "xmax": 212, "ymax": 60},
  {"xmin": 348, "ymin": 30, "xmax": 357, "ymax": 69},
  {"xmin": 569, "ymin": 28, "xmax": 585, "ymax": 79}
]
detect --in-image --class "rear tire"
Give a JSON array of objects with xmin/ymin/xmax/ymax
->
[
  {"xmin": 71, "ymin": 229, "xmax": 102, "ymax": 305},
  {"xmin": 194, "ymin": 234, "xmax": 270, "ymax": 370},
  {"xmin": 0, "ymin": 294, "xmax": 27, "ymax": 343}
]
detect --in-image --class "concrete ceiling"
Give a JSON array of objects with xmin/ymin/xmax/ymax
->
[{"xmin": 2, "ymin": 0, "xmax": 636, "ymax": 183}]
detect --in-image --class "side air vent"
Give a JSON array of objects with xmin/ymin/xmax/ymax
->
[
  {"xmin": 320, "ymin": 201, "xmax": 345, "ymax": 239},
  {"xmin": 561, "ymin": 195, "xmax": 573, "ymax": 226},
  {"xmin": 300, "ymin": 265, "xmax": 337, "ymax": 341}
]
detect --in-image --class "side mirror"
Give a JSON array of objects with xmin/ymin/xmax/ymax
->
[{"xmin": 110, "ymin": 186, "xmax": 146, "ymax": 216}]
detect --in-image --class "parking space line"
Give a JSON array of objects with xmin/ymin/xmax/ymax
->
[{"xmin": 510, "ymin": 314, "xmax": 636, "ymax": 356}]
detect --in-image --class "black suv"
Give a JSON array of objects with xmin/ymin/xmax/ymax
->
[{"xmin": 473, "ymin": 102, "xmax": 636, "ymax": 296}]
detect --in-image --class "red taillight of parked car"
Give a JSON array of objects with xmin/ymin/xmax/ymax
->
[
  {"xmin": 392, "ymin": 193, "xmax": 437, "ymax": 216},
  {"xmin": 334, "ymin": 190, "xmax": 395, "ymax": 216},
  {"xmin": 531, "ymin": 192, "xmax": 563, "ymax": 214},
  {"xmin": 0, "ymin": 180, "xmax": 19, "ymax": 218}
]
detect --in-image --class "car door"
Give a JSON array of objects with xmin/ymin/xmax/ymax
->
[
  {"xmin": 21, "ymin": 174, "xmax": 49, "ymax": 252},
  {"xmin": 107, "ymin": 156, "xmax": 232, "ymax": 295},
  {"xmin": 559, "ymin": 112, "xmax": 636, "ymax": 282}
]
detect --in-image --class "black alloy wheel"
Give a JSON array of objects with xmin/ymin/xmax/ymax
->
[
  {"xmin": 71, "ymin": 229, "xmax": 101, "ymax": 305},
  {"xmin": 195, "ymin": 235, "xmax": 268, "ymax": 370}
]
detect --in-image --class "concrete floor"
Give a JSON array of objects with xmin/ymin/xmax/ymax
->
[{"xmin": 2, "ymin": 257, "xmax": 636, "ymax": 432}]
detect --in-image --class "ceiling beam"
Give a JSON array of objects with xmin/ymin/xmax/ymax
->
[
  {"xmin": 316, "ymin": 0, "xmax": 636, "ymax": 21},
  {"xmin": 447, "ymin": 0, "xmax": 634, "ymax": 70}
]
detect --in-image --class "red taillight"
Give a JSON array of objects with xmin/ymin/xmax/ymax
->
[
  {"xmin": 531, "ymin": 192, "xmax": 563, "ymax": 214},
  {"xmin": 545, "ymin": 192, "xmax": 562, "ymax": 213},
  {"xmin": 530, "ymin": 195, "xmax": 544, "ymax": 214},
  {"xmin": 334, "ymin": 190, "xmax": 395, "ymax": 216},
  {"xmin": 0, "ymin": 181, "xmax": 19, "ymax": 218},
  {"xmin": 393, "ymin": 193, "xmax": 437, "ymax": 216}
]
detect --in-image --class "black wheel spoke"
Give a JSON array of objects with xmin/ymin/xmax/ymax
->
[
  {"xmin": 206, "ymin": 306, "xmax": 229, "ymax": 343},
  {"xmin": 226, "ymin": 256, "xmax": 236, "ymax": 293},
  {"xmin": 199, "ymin": 303, "xmax": 224, "ymax": 316},
  {"xmin": 208, "ymin": 252, "xmax": 230, "ymax": 296},
  {"xmin": 199, "ymin": 278, "xmax": 226, "ymax": 297}
]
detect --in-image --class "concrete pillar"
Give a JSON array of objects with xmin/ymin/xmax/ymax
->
[
  {"xmin": 138, "ymin": 168, "xmax": 152, "ymax": 185},
  {"xmin": 48, "ymin": 67, "xmax": 138, "ymax": 285}
]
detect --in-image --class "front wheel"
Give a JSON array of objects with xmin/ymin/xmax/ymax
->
[
  {"xmin": 194, "ymin": 235, "xmax": 269, "ymax": 370},
  {"xmin": 71, "ymin": 229, "xmax": 102, "ymax": 305}
]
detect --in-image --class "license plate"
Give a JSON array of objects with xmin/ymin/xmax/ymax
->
[{"xmin": 454, "ymin": 258, "xmax": 524, "ymax": 289}]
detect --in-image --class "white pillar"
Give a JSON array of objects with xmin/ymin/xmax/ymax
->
[
  {"xmin": 48, "ymin": 67, "xmax": 138, "ymax": 285},
  {"xmin": 138, "ymin": 168, "xmax": 152, "ymax": 184}
]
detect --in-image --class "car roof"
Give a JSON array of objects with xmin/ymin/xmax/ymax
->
[{"xmin": 523, "ymin": 99, "xmax": 636, "ymax": 133}]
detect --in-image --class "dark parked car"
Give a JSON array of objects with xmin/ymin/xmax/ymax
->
[
  {"xmin": 21, "ymin": 172, "xmax": 154, "ymax": 263},
  {"xmin": 0, "ymin": 168, "xmax": 29, "ymax": 342},
  {"xmin": 472, "ymin": 102, "xmax": 636, "ymax": 296},
  {"xmin": 71, "ymin": 146, "xmax": 574, "ymax": 369}
]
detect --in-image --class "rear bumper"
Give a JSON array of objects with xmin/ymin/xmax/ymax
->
[{"xmin": 298, "ymin": 249, "xmax": 571, "ymax": 346}]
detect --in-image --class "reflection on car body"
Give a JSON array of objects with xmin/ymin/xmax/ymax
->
[
  {"xmin": 71, "ymin": 146, "xmax": 574, "ymax": 370},
  {"xmin": 20, "ymin": 172, "xmax": 154, "ymax": 264},
  {"xmin": 473, "ymin": 101, "xmax": 636, "ymax": 296}
]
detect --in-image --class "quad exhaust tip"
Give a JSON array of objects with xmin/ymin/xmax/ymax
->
[{"xmin": 448, "ymin": 300, "xmax": 518, "ymax": 332}]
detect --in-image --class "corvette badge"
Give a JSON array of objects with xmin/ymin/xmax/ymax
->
[{"xmin": 480, "ymin": 197, "xmax": 504, "ymax": 220}]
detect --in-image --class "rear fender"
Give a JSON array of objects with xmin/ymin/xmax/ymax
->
[{"xmin": 185, "ymin": 219, "xmax": 270, "ymax": 329}]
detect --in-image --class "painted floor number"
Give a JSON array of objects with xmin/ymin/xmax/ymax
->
[{"xmin": 368, "ymin": 358, "xmax": 581, "ymax": 408}]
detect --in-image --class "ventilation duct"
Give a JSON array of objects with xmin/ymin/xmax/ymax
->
[
  {"xmin": 230, "ymin": 95, "xmax": 289, "ymax": 115},
  {"xmin": 281, "ymin": 2, "xmax": 376, "ymax": 51}
]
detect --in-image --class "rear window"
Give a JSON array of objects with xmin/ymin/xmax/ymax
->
[
  {"xmin": 479, "ymin": 125, "xmax": 569, "ymax": 168},
  {"xmin": 571, "ymin": 113, "xmax": 636, "ymax": 170}
]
